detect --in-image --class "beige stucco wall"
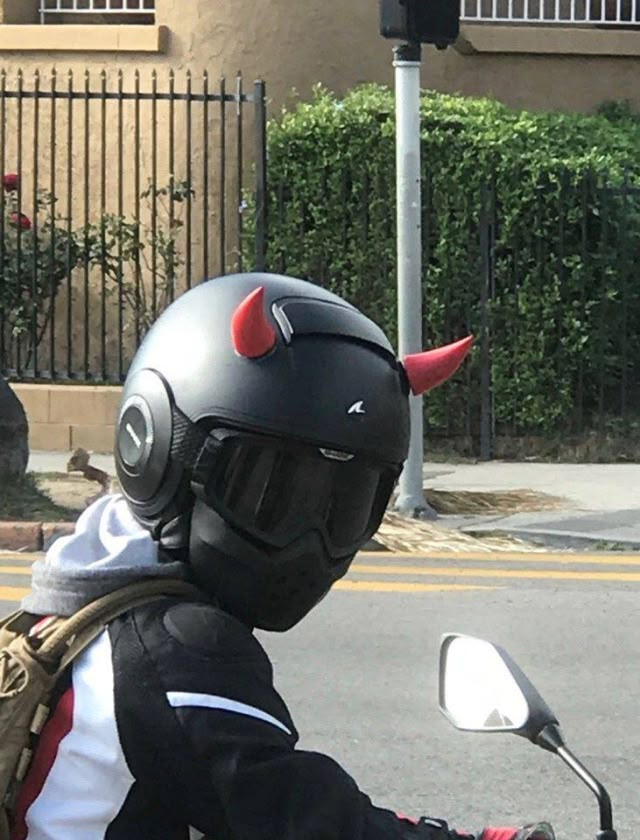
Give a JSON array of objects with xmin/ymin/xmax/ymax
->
[
  {"xmin": 160, "ymin": 0, "xmax": 640, "ymax": 113},
  {"xmin": 163, "ymin": 0, "xmax": 640, "ymax": 113},
  {"xmin": 0, "ymin": 0, "xmax": 638, "ymax": 113}
]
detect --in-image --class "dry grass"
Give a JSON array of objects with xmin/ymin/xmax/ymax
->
[
  {"xmin": 0, "ymin": 474, "xmax": 80, "ymax": 522},
  {"xmin": 374, "ymin": 511, "xmax": 546, "ymax": 554},
  {"xmin": 5, "ymin": 473, "xmax": 561, "ymax": 554},
  {"xmin": 425, "ymin": 487, "xmax": 565, "ymax": 515},
  {"xmin": 38, "ymin": 474, "xmax": 97, "ymax": 512}
]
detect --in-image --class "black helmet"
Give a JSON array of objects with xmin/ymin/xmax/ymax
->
[{"xmin": 115, "ymin": 273, "xmax": 471, "ymax": 631}]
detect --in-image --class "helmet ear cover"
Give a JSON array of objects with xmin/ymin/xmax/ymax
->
[{"xmin": 116, "ymin": 368, "xmax": 207, "ymax": 519}]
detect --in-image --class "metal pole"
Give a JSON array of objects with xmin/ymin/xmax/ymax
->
[
  {"xmin": 393, "ymin": 43, "xmax": 434, "ymax": 519},
  {"xmin": 254, "ymin": 79, "xmax": 268, "ymax": 272}
]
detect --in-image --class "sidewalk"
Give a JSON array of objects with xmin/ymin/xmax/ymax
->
[
  {"xmin": 27, "ymin": 452, "xmax": 640, "ymax": 550},
  {"xmin": 30, "ymin": 451, "xmax": 115, "ymax": 475},
  {"xmin": 425, "ymin": 461, "xmax": 640, "ymax": 549}
]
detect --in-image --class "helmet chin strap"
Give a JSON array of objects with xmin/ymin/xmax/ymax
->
[{"xmin": 157, "ymin": 513, "xmax": 191, "ymax": 554}]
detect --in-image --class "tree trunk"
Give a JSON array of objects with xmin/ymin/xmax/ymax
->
[{"xmin": 0, "ymin": 376, "xmax": 29, "ymax": 480}]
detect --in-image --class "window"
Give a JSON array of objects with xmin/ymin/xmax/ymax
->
[
  {"xmin": 39, "ymin": 0, "xmax": 155, "ymax": 23},
  {"xmin": 461, "ymin": 0, "xmax": 639, "ymax": 25}
]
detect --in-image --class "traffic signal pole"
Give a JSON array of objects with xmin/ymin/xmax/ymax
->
[
  {"xmin": 393, "ymin": 42, "xmax": 435, "ymax": 519},
  {"xmin": 380, "ymin": 1, "xmax": 459, "ymax": 519}
]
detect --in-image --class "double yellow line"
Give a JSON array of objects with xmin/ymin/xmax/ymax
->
[
  {"xmin": 0, "ymin": 554, "xmax": 40, "ymax": 601},
  {"xmin": 1, "ymin": 550, "xmax": 640, "ymax": 600},
  {"xmin": 332, "ymin": 550, "xmax": 640, "ymax": 593}
]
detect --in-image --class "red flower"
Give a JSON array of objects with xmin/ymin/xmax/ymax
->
[
  {"xmin": 9, "ymin": 212, "xmax": 31, "ymax": 231},
  {"xmin": 3, "ymin": 173, "xmax": 19, "ymax": 193}
]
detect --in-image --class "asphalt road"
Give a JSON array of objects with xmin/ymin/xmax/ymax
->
[{"xmin": 1, "ymin": 550, "xmax": 638, "ymax": 839}]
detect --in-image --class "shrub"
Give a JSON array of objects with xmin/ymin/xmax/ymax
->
[
  {"xmin": 84, "ymin": 179, "xmax": 195, "ymax": 338},
  {"xmin": 0, "ymin": 176, "xmax": 194, "ymax": 375},
  {"xmin": 257, "ymin": 85, "xmax": 640, "ymax": 436},
  {"xmin": 0, "ymin": 174, "xmax": 83, "ymax": 362}
]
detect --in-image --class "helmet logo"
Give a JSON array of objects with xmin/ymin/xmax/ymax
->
[{"xmin": 347, "ymin": 400, "xmax": 366, "ymax": 415}]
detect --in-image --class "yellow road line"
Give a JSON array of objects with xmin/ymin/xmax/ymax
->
[
  {"xmin": 3, "ymin": 559, "xmax": 638, "ymax": 582},
  {"xmin": 4, "ymin": 550, "xmax": 640, "ymax": 565},
  {"xmin": 0, "ymin": 586, "xmax": 30, "ymax": 601},
  {"xmin": 360, "ymin": 551, "xmax": 640, "ymax": 564},
  {"xmin": 5, "ymin": 549, "xmax": 640, "ymax": 560},
  {"xmin": 335, "ymin": 581, "xmax": 499, "ymax": 593},
  {"xmin": 352, "ymin": 564, "xmax": 640, "ymax": 582},
  {"xmin": 0, "ymin": 554, "xmax": 34, "ymax": 569},
  {"xmin": 0, "ymin": 579, "xmax": 496, "ymax": 600},
  {"xmin": 0, "ymin": 567, "xmax": 38, "ymax": 576}
]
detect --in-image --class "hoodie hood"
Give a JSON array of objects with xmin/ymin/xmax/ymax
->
[{"xmin": 22, "ymin": 494, "xmax": 187, "ymax": 616}]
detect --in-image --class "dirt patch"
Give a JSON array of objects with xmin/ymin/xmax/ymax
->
[
  {"xmin": 375, "ymin": 512, "xmax": 545, "ymax": 554},
  {"xmin": 2, "ymin": 473, "xmax": 559, "ymax": 553},
  {"xmin": 373, "ymin": 487, "xmax": 566, "ymax": 553},
  {"xmin": 37, "ymin": 473, "xmax": 563, "ymax": 519},
  {"xmin": 0, "ymin": 474, "xmax": 80, "ymax": 522},
  {"xmin": 38, "ymin": 474, "xmax": 100, "ymax": 512},
  {"xmin": 425, "ymin": 487, "xmax": 565, "ymax": 515}
]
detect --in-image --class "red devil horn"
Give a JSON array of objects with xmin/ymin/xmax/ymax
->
[
  {"xmin": 231, "ymin": 286, "xmax": 277, "ymax": 358},
  {"xmin": 403, "ymin": 335, "xmax": 474, "ymax": 395}
]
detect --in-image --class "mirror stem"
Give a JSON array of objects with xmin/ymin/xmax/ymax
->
[{"xmin": 556, "ymin": 745, "xmax": 615, "ymax": 836}]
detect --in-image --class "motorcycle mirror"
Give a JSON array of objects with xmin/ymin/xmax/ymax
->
[
  {"xmin": 439, "ymin": 634, "xmax": 560, "ymax": 745},
  {"xmin": 439, "ymin": 633, "xmax": 617, "ymax": 839}
]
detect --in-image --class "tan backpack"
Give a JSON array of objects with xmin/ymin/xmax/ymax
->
[{"xmin": 0, "ymin": 577, "xmax": 203, "ymax": 840}]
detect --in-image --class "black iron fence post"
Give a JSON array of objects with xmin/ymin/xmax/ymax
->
[
  {"xmin": 254, "ymin": 79, "xmax": 267, "ymax": 272},
  {"xmin": 479, "ymin": 181, "xmax": 494, "ymax": 461}
]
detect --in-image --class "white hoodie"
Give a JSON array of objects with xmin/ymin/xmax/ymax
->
[{"xmin": 22, "ymin": 494, "xmax": 187, "ymax": 616}]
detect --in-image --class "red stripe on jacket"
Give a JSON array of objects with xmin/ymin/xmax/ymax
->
[{"xmin": 11, "ymin": 688, "xmax": 75, "ymax": 840}]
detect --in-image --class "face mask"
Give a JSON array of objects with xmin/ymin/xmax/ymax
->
[{"xmin": 188, "ymin": 500, "xmax": 352, "ymax": 632}]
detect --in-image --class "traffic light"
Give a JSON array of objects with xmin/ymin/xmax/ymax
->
[{"xmin": 380, "ymin": 0, "xmax": 460, "ymax": 48}]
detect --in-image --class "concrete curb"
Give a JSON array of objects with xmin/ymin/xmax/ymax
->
[
  {"xmin": 0, "ymin": 521, "xmax": 75, "ymax": 552},
  {"xmin": 0, "ymin": 524, "xmax": 388, "ymax": 554},
  {"xmin": 3, "ymin": 521, "xmax": 637, "ymax": 555},
  {"xmin": 462, "ymin": 526, "xmax": 640, "ymax": 552}
]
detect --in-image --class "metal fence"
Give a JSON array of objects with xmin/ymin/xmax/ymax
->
[
  {"xmin": 266, "ymin": 166, "xmax": 640, "ymax": 450},
  {"xmin": 469, "ymin": 176, "xmax": 640, "ymax": 456},
  {"xmin": 460, "ymin": 0, "xmax": 640, "ymax": 24},
  {"xmin": 0, "ymin": 69, "xmax": 267, "ymax": 383}
]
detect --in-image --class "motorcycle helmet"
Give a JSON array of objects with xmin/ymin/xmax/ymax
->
[{"xmin": 115, "ymin": 273, "xmax": 472, "ymax": 630}]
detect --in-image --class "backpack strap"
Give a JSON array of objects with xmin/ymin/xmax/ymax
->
[{"xmin": 32, "ymin": 579, "xmax": 205, "ymax": 673}]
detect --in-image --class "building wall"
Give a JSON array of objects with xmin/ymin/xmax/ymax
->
[
  {"xmin": 0, "ymin": 0, "xmax": 638, "ymax": 113},
  {"xmin": 159, "ymin": 0, "xmax": 640, "ymax": 113}
]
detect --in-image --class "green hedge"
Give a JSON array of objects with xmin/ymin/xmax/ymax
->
[{"xmin": 257, "ymin": 86, "xmax": 640, "ymax": 438}]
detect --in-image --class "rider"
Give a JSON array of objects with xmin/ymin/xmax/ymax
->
[{"xmin": 19, "ymin": 273, "xmax": 553, "ymax": 840}]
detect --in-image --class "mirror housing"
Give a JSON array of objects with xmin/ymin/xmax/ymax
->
[
  {"xmin": 439, "ymin": 634, "xmax": 617, "ymax": 837},
  {"xmin": 439, "ymin": 634, "xmax": 564, "ymax": 751}
]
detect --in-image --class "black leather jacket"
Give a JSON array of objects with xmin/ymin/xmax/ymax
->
[{"xmin": 13, "ymin": 597, "xmax": 458, "ymax": 840}]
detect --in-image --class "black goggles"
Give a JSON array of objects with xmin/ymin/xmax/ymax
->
[{"xmin": 189, "ymin": 428, "xmax": 400, "ymax": 556}]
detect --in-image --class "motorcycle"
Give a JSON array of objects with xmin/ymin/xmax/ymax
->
[{"xmin": 438, "ymin": 634, "xmax": 617, "ymax": 840}]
